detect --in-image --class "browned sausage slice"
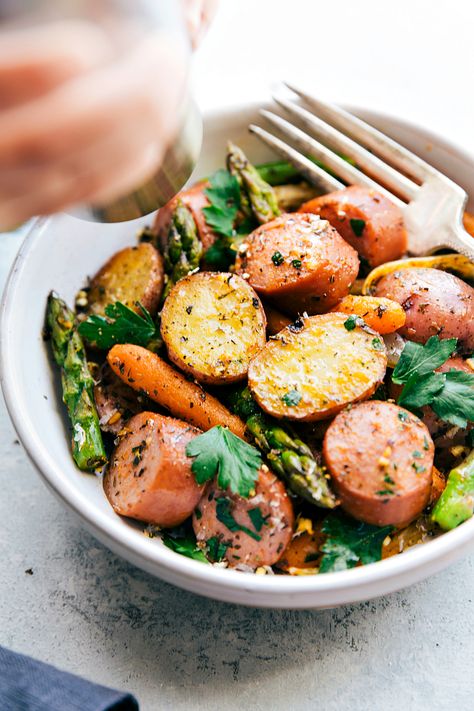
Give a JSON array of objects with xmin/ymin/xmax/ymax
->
[
  {"xmin": 374, "ymin": 267, "xmax": 474, "ymax": 351},
  {"xmin": 94, "ymin": 364, "xmax": 147, "ymax": 434},
  {"xmin": 300, "ymin": 186, "xmax": 407, "ymax": 268},
  {"xmin": 323, "ymin": 401, "xmax": 434, "ymax": 527},
  {"xmin": 104, "ymin": 412, "xmax": 203, "ymax": 528},
  {"xmin": 235, "ymin": 212, "xmax": 359, "ymax": 316},
  {"xmin": 193, "ymin": 467, "xmax": 294, "ymax": 569},
  {"xmin": 153, "ymin": 180, "xmax": 217, "ymax": 253}
]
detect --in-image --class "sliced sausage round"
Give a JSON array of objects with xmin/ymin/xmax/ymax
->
[
  {"xmin": 193, "ymin": 467, "xmax": 294, "ymax": 569},
  {"xmin": 323, "ymin": 401, "xmax": 434, "ymax": 527},
  {"xmin": 104, "ymin": 412, "xmax": 203, "ymax": 527},
  {"xmin": 374, "ymin": 267, "xmax": 474, "ymax": 351},
  {"xmin": 235, "ymin": 212, "xmax": 359, "ymax": 316},
  {"xmin": 300, "ymin": 185, "xmax": 407, "ymax": 267},
  {"xmin": 153, "ymin": 180, "xmax": 217, "ymax": 254},
  {"xmin": 94, "ymin": 364, "xmax": 146, "ymax": 435}
]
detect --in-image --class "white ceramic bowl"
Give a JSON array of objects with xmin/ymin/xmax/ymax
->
[{"xmin": 2, "ymin": 103, "xmax": 474, "ymax": 609}]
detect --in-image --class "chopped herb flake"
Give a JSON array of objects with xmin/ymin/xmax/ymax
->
[
  {"xmin": 350, "ymin": 218, "xmax": 365, "ymax": 237},
  {"xmin": 282, "ymin": 389, "xmax": 302, "ymax": 407},
  {"xmin": 272, "ymin": 251, "xmax": 284, "ymax": 266}
]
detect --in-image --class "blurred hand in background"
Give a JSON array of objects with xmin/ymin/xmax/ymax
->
[{"xmin": 0, "ymin": 0, "xmax": 218, "ymax": 229}]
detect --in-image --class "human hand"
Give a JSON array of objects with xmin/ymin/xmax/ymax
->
[{"xmin": 0, "ymin": 2, "xmax": 218, "ymax": 229}]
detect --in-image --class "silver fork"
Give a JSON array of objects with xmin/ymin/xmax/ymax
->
[{"xmin": 249, "ymin": 83, "xmax": 474, "ymax": 261}]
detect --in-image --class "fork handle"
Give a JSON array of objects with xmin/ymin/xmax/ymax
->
[{"xmin": 445, "ymin": 221, "xmax": 474, "ymax": 262}]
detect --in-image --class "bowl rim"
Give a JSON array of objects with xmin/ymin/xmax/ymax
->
[{"xmin": 2, "ymin": 102, "xmax": 474, "ymax": 600}]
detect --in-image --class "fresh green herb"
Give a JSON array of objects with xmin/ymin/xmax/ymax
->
[
  {"xmin": 248, "ymin": 507, "xmax": 269, "ymax": 532},
  {"xmin": 161, "ymin": 531, "xmax": 208, "ymax": 563},
  {"xmin": 291, "ymin": 258, "xmax": 302, "ymax": 269},
  {"xmin": 281, "ymin": 389, "xmax": 302, "ymax": 407},
  {"xmin": 350, "ymin": 218, "xmax": 366, "ymax": 237},
  {"xmin": 398, "ymin": 411, "xmax": 409, "ymax": 422},
  {"xmin": 78, "ymin": 301, "xmax": 158, "ymax": 350},
  {"xmin": 372, "ymin": 337, "xmax": 384, "ymax": 351},
  {"xmin": 412, "ymin": 450, "xmax": 422, "ymax": 458},
  {"xmin": 185, "ymin": 425, "xmax": 261, "ymax": 498},
  {"xmin": 320, "ymin": 515, "xmax": 392, "ymax": 573},
  {"xmin": 203, "ymin": 240, "xmax": 236, "ymax": 271},
  {"xmin": 271, "ymin": 251, "xmax": 284, "ymax": 266},
  {"xmin": 430, "ymin": 370, "xmax": 474, "ymax": 428},
  {"xmin": 384, "ymin": 474, "xmax": 395, "ymax": 485},
  {"xmin": 215, "ymin": 497, "xmax": 262, "ymax": 541},
  {"xmin": 304, "ymin": 552, "xmax": 320, "ymax": 563},
  {"xmin": 375, "ymin": 489, "xmax": 395, "ymax": 496},
  {"xmin": 392, "ymin": 336, "xmax": 457, "ymax": 384},
  {"xmin": 412, "ymin": 462, "xmax": 426, "ymax": 473},
  {"xmin": 206, "ymin": 536, "xmax": 230, "ymax": 562},
  {"xmin": 393, "ymin": 337, "xmax": 474, "ymax": 428},
  {"xmin": 343, "ymin": 314, "xmax": 358, "ymax": 331},
  {"xmin": 203, "ymin": 169, "xmax": 240, "ymax": 237}
]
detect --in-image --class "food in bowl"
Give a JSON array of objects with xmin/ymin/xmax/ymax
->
[{"xmin": 45, "ymin": 140, "xmax": 474, "ymax": 576}]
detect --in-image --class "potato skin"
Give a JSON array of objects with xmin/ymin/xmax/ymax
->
[
  {"xmin": 153, "ymin": 180, "xmax": 217, "ymax": 254},
  {"xmin": 160, "ymin": 272, "xmax": 267, "ymax": 385},
  {"xmin": 193, "ymin": 467, "xmax": 294, "ymax": 569},
  {"xmin": 300, "ymin": 185, "xmax": 407, "ymax": 268},
  {"xmin": 323, "ymin": 401, "xmax": 434, "ymax": 527},
  {"xmin": 88, "ymin": 243, "xmax": 164, "ymax": 317},
  {"xmin": 247, "ymin": 313, "xmax": 387, "ymax": 422},
  {"xmin": 374, "ymin": 267, "xmax": 474, "ymax": 351},
  {"xmin": 104, "ymin": 412, "xmax": 203, "ymax": 528},
  {"xmin": 235, "ymin": 212, "xmax": 359, "ymax": 316},
  {"xmin": 331, "ymin": 295, "xmax": 406, "ymax": 334}
]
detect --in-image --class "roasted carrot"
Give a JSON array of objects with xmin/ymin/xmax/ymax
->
[
  {"xmin": 331, "ymin": 294, "xmax": 406, "ymax": 334},
  {"xmin": 107, "ymin": 344, "xmax": 246, "ymax": 439},
  {"xmin": 464, "ymin": 210, "xmax": 474, "ymax": 238}
]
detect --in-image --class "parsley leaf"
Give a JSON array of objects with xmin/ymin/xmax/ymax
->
[
  {"xmin": 248, "ymin": 507, "xmax": 269, "ymax": 532},
  {"xmin": 203, "ymin": 240, "xmax": 236, "ymax": 270},
  {"xmin": 392, "ymin": 336, "xmax": 457, "ymax": 384},
  {"xmin": 185, "ymin": 425, "xmax": 261, "ymax": 498},
  {"xmin": 78, "ymin": 301, "xmax": 158, "ymax": 349},
  {"xmin": 397, "ymin": 372, "xmax": 445, "ymax": 409},
  {"xmin": 161, "ymin": 531, "xmax": 208, "ymax": 564},
  {"xmin": 350, "ymin": 218, "xmax": 365, "ymax": 237},
  {"xmin": 215, "ymin": 497, "xmax": 261, "ymax": 541},
  {"xmin": 320, "ymin": 515, "xmax": 392, "ymax": 573},
  {"xmin": 206, "ymin": 536, "xmax": 230, "ymax": 562},
  {"xmin": 431, "ymin": 370, "xmax": 474, "ymax": 427},
  {"xmin": 203, "ymin": 169, "xmax": 240, "ymax": 238}
]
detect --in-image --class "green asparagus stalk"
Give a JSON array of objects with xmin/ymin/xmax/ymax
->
[
  {"xmin": 227, "ymin": 142, "xmax": 281, "ymax": 224},
  {"xmin": 162, "ymin": 201, "xmax": 203, "ymax": 300},
  {"xmin": 255, "ymin": 156, "xmax": 357, "ymax": 186},
  {"xmin": 431, "ymin": 449, "xmax": 474, "ymax": 530},
  {"xmin": 228, "ymin": 387, "xmax": 338, "ymax": 509},
  {"xmin": 46, "ymin": 293, "xmax": 107, "ymax": 471}
]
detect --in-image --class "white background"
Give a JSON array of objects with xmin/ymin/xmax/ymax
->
[{"xmin": 193, "ymin": 0, "xmax": 474, "ymax": 152}]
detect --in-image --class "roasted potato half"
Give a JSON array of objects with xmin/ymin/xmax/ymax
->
[
  {"xmin": 248, "ymin": 313, "xmax": 387, "ymax": 421},
  {"xmin": 160, "ymin": 271, "xmax": 267, "ymax": 385},
  {"xmin": 87, "ymin": 243, "xmax": 164, "ymax": 316}
]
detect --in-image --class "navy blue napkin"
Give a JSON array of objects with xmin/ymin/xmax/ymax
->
[{"xmin": 0, "ymin": 646, "xmax": 139, "ymax": 711}]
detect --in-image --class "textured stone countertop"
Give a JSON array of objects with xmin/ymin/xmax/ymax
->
[{"xmin": 1, "ymin": 1, "xmax": 474, "ymax": 708}]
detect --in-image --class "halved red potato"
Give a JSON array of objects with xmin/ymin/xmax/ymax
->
[
  {"xmin": 87, "ymin": 243, "xmax": 164, "ymax": 316},
  {"xmin": 235, "ymin": 212, "xmax": 359, "ymax": 316},
  {"xmin": 247, "ymin": 313, "xmax": 387, "ymax": 421},
  {"xmin": 104, "ymin": 412, "xmax": 203, "ymax": 528},
  {"xmin": 374, "ymin": 267, "xmax": 474, "ymax": 351},
  {"xmin": 300, "ymin": 185, "xmax": 407, "ymax": 267},
  {"xmin": 193, "ymin": 467, "xmax": 294, "ymax": 569},
  {"xmin": 323, "ymin": 401, "xmax": 434, "ymax": 527},
  {"xmin": 160, "ymin": 272, "xmax": 266, "ymax": 385}
]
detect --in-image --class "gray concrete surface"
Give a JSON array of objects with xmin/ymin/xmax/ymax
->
[{"xmin": 1, "ymin": 231, "xmax": 473, "ymax": 711}]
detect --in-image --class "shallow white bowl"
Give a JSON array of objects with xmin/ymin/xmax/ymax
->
[{"xmin": 2, "ymin": 103, "xmax": 474, "ymax": 609}]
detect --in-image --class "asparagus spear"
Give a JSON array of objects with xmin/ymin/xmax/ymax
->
[
  {"xmin": 46, "ymin": 293, "xmax": 107, "ymax": 471},
  {"xmin": 228, "ymin": 387, "xmax": 338, "ymax": 508},
  {"xmin": 431, "ymin": 449, "xmax": 474, "ymax": 530},
  {"xmin": 227, "ymin": 142, "xmax": 281, "ymax": 224},
  {"xmin": 162, "ymin": 201, "xmax": 202, "ymax": 300}
]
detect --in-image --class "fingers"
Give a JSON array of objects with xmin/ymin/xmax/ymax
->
[
  {"xmin": 182, "ymin": 0, "xmax": 219, "ymax": 48},
  {"xmin": 0, "ymin": 31, "xmax": 188, "ymax": 225},
  {"xmin": 0, "ymin": 21, "xmax": 113, "ymax": 108}
]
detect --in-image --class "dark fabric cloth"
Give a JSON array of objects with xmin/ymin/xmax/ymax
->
[{"xmin": 0, "ymin": 646, "xmax": 139, "ymax": 711}]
